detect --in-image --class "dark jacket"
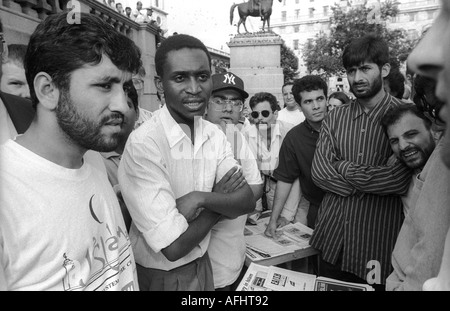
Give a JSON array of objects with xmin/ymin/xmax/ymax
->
[{"xmin": 1, "ymin": 91, "xmax": 34, "ymax": 134}]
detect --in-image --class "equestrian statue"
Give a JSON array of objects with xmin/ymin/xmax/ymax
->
[{"xmin": 230, "ymin": 0, "xmax": 282, "ymax": 34}]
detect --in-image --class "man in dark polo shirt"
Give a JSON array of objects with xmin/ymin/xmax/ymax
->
[{"xmin": 264, "ymin": 75, "xmax": 328, "ymax": 238}]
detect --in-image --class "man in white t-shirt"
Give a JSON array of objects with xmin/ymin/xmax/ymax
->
[
  {"xmin": 277, "ymin": 82, "xmax": 305, "ymax": 130},
  {"xmin": 204, "ymin": 72, "xmax": 263, "ymax": 290},
  {"xmin": 118, "ymin": 34, "xmax": 255, "ymax": 291},
  {"xmin": 0, "ymin": 12, "xmax": 142, "ymax": 291}
]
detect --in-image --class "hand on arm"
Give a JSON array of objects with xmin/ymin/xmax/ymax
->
[
  {"xmin": 332, "ymin": 158, "xmax": 412, "ymax": 195},
  {"xmin": 311, "ymin": 120, "xmax": 356, "ymax": 197},
  {"xmin": 161, "ymin": 209, "xmax": 221, "ymax": 261}
]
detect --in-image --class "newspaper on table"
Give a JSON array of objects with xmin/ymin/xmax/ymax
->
[
  {"xmin": 237, "ymin": 263, "xmax": 375, "ymax": 291},
  {"xmin": 244, "ymin": 216, "xmax": 314, "ymax": 261}
]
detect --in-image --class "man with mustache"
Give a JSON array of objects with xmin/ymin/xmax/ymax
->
[
  {"xmin": 382, "ymin": 104, "xmax": 450, "ymax": 291},
  {"xmin": 381, "ymin": 104, "xmax": 437, "ymax": 216},
  {"xmin": 310, "ymin": 34, "xmax": 412, "ymax": 290},
  {"xmin": 0, "ymin": 12, "xmax": 142, "ymax": 291},
  {"xmin": 244, "ymin": 92, "xmax": 291, "ymax": 219},
  {"xmin": 118, "ymin": 34, "xmax": 255, "ymax": 291},
  {"xmin": 389, "ymin": 0, "xmax": 450, "ymax": 290}
]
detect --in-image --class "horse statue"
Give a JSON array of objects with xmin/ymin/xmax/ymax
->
[{"xmin": 230, "ymin": 0, "xmax": 282, "ymax": 34}]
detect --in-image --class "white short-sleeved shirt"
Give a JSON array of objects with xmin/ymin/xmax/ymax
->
[
  {"xmin": 118, "ymin": 105, "xmax": 239, "ymax": 271},
  {"xmin": 207, "ymin": 128, "xmax": 263, "ymax": 288},
  {"xmin": 243, "ymin": 120, "xmax": 290, "ymax": 175},
  {"xmin": 277, "ymin": 108, "xmax": 305, "ymax": 130}
]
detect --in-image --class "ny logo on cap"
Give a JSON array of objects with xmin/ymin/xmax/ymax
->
[{"xmin": 223, "ymin": 73, "xmax": 236, "ymax": 85}]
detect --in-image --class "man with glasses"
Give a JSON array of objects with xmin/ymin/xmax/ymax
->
[
  {"xmin": 0, "ymin": 19, "xmax": 34, "ymax": 145},
  {"xmin": 204, "ymin": 72, "xmax": 263, "ymax": 290},
  {"xmin": 244, "ymin": 92, "xmax": 291, "ymax": 218}
]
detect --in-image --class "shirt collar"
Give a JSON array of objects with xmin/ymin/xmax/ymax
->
[
  {"xmin": 350, "ymin": 92, "xmax": 392, "ymax": 121},
  {"xmin": 160, "ymin": 105, "xmax": 212, "ymax": 150}
]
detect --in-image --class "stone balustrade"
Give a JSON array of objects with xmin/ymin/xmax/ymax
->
[{"xmin": 0, "ymin": 0, "xmax": 162, "ymax": 111}]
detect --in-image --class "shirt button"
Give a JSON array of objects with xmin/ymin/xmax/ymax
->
[
  {"xmin": 358, "ymin": 153, "xmax": 363, "ymax": 157},
  {"xmin": 361, "ymin": 129, "xmax": 366, "ymax": 133}
]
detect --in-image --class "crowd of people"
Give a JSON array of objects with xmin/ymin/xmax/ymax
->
[
  {"xmin": 97, "ymin": 0, "xmax": 157, "ymax": 24},
  {"xmin": 0, "ymin": 0, "xmax": 450, "ymax": 291}
]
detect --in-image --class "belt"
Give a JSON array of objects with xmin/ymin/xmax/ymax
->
[{"xmin": 264, "ymin": 174, "xmax": 277, "ymax": 183}]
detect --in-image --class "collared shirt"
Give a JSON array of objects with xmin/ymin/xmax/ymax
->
[
  {"xmin": 387, "ymin": 140, "xmax": 450, "ymax": 291},
  {"xmin": 100, "ymin": 151, "xmax": 121, "ymax": 187},
  {"xmin": 273, "ymin": 120, "xmax": 325, "ymax": 207},
  {"xmin": 243, "ymin": 120, "xmax": 290, "ymax": 175},
  {"xmin": 311, "ymin": 93, "xmax": 412, "ymax": 284},
  {"xmin": 118, "ymin": 105, "xmax": 239, "ymax": 271}
]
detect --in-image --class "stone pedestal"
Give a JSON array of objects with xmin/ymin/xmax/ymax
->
[{"xmin": 227, "ymin": 32, "xmax": 284, "ymax": 106}]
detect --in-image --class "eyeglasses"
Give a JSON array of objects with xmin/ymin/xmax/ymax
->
[
  {"xmin": 250, "ymin": 110, "xmax": 271, "ymax": 119},
  {"xmin": 209, "ymin": 97, "xmax": 243, "ymax": 112}
]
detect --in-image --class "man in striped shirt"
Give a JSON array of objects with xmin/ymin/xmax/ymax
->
[{"xmin": 311, "ymin": 34, "xmax": 412, "ymax": 290}]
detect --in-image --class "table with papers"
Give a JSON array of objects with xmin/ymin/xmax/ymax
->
[{"xmin": 244, "ymin": 212, "xmax": 320, "ymax": 267}]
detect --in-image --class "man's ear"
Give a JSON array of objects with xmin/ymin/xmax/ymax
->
[
  {"xmin": 154, "ymin": 76, "xmax": 164, "ymax": 94},
  {"xmin": 381, "ymin": 63, "xmax": 391, "ymax": 79},
  {"xmin": 34, "ymin": 72, "xmax": 60, "ymax": 110}
]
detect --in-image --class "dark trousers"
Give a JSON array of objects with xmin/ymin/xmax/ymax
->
[{"xmin": 318, "ymin": 251, "xmax": 385, "ymax": 291}]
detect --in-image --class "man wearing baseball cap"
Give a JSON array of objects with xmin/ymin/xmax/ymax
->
[{"xmin": 205, "ymin": 71, "xmax": 263, "ymax": 290}]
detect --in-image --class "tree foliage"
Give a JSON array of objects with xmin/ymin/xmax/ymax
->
[
  {"xmin": 281, "ymin": 40, "xmax": 299, "ymax": 83},
  {"xmin": 302, "ymin": 0, "xmax": 416, "ymax": 77}
]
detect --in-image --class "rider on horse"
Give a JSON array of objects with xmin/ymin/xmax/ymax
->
[{"xmin": 251, "ymin": 0, "xmax": 263, "ymax": 19}]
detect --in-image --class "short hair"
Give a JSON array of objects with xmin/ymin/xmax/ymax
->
[
  {"xmin": 342, "ymin": 34, "xmax": 389, "ymax": 70},
  {"xmin": 116, "ymin": 3, "xmax": 122, "ymax": 8},
  {"xmin": 380, "ymin": 103, "xmax": 432, "ymax": 135},
  {"xmin": 154, "ymin": 34, "xmax": 211, "ymax": 78},
  {"xmin": 282, "ymin": 81, "xmax": 294, "ymax": 92},
  {"xmin": 329, "ymin": 91, "xmax": 350, "ymax": 105},
  {"xmin": 24, "ymin": 12, "xmax": 142, "ymax": 108},
  {"xmin": 384, "ymin": 68, "xmax": 405, "ymax": 99},
  {"xmin": 249, "ymin": 92, "xmax": 279, "ymax": 112},
  {"xmin": 125, "ymin": 6, "xmax": 131, "ymax": 10},
  {"xmin": 3, "ymin": 44, "xmax": 27, "ymax": 66},
  {"xmin": 127, "ymin": 84, "xmax": 139, "ymax": 112},
  {"xmin": 292, "ymin": 75, "xmax": 328, "ymax": 105}
]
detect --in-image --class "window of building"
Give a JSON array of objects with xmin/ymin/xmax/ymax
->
[
  {"xmin": 282, "ymin": 11, "xmax": 287, "ymax": 21},
  {"xmin": 295, "ymin": 0, "xmax": 300, "ymax": 4},
  {"xmin": 294, "ymin": 25, "xmax": 300, "ymax": 32},
  {"xmin": 309, "ymin": 7, "xmax": 314, "ymax": 18},
  {"xmin": 409, "ymin": 12, "xmax": 416, "ymax": 22},
  {"xmin": 295, "ymin": 9, "xmax": 300, "ymax": 19},
  {"xmin": 323, "ymin": 6, "xmax": 329, "ymax": 16},
  {"xmin": 279, "ymin": 26, "xmax": 286, "ymax": 34},
  {"xmin": 155, "ymin": 0, "xmax": 159, "ymax": 7},
  {"xmin": 293, "ymin": 39, "xmax": 299, "ymax": 50}
]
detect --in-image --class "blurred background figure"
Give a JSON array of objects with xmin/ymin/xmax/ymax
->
[
  {"xmin": 132, "ymin": 65, "xmax": 153, "ymax": 127},
  {"xmin": 412, "ymin": 75, "xmax": 445, "ymax": 142},
  {"xmin": 0, "ymin": 44, "xmax": 30, "ymax": 99},
  {"xmin": 384, "ymin": 67, "xmax": 406, "ymax": 100},
  {"xmin": 327, "ymin": 91, "xmax": 350, "ymax": 111}
]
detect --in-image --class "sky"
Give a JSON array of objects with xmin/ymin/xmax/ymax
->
[{"xmin": 120, "ymin": 0, "xmax": 263, "ymax": 53}]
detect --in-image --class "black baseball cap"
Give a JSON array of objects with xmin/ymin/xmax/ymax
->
[{"xmin": 211, "ymin": 72, "xmax": 249, "ymax": 99}]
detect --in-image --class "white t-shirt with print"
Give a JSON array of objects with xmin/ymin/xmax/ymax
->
[{"xmin": 0, "ymin": 141, "xmax": 138, "ymax": 291}]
